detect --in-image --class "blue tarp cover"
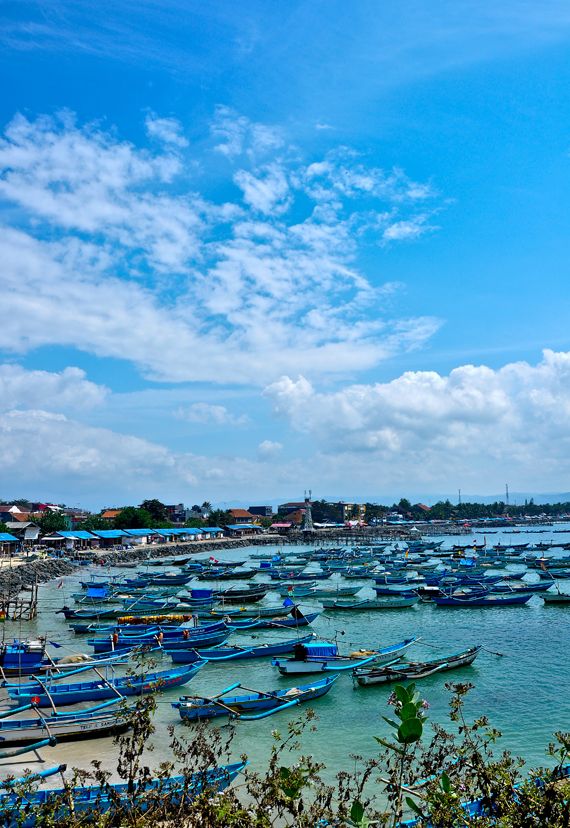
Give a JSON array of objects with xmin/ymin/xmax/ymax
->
[{"xmin": 304, "ymin": 642, "xmax": 338, "ymax": 658}]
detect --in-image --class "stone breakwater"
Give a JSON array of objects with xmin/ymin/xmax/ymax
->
[
  {"xmin": 95, "ymin": 535, "xmax": 290, "ymax": 564},
  {"xmin": 0, "ymin": 558, "xmax": 77, "ymax": 597}
]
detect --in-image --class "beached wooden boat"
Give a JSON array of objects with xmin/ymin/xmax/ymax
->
[
  {"xmin": 0, "ymin": 698, "xmax": 133, "ymax": 746},
  {"xmin": 322, "ymin": 597, "xmax": 419, "ymax": 611},
  {"xmin": 173, "ymin": 674, "xmax": 338, "ymax": 721},
  {"xmin": 272, "ymin": 637, "xmax": 418, "ymax": 675},
  {"xmin": 8, "ymin": 662, "xmax": 206, "ymax": 707},
  {"xmin": 0, "ymin": 760, "xmax": 246, "ymax": 826},
  {"xmin": 352, "ymin": 645, "xmax": 482, "ymax": 686},
  {"xmin": 167, "ymin": 633, "xmax": 316, "ymax": 664}
]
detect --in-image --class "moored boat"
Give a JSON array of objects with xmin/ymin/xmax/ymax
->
[
  {"xmin": 8, "ymin": 662, "xmax": 206, "ymax": 707},
  {"xmin": 322, "ymin": 597, "xmax": 419, "ymax": 611},
  {"xmin": 272, "ymin": 637, "xmax": 418, "ymax": 675},
  {"xmin": 166, "ymin": 633, "xmax": 316, "ymax": 664},
  {"xmin": 0, "ymin": 760, "xmax": 246, "ymax": 826},
  {"xmin": 352, "ymin": 645, "xmax": 482, "ymax": 686},
  {"xmin": 173, "ymin": 674, "xmax": 338, "ymax": 721}
]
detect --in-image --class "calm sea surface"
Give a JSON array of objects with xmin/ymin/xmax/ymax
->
[{"xmin": 2, "ymin": 524, "xmax": 569, "ymax": 785}]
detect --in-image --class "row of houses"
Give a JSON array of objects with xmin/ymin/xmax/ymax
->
[{"xmin": 0, "ymin": 523, "xmax": 266, "ymax": 556}]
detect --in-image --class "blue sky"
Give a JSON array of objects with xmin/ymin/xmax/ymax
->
[{"xmin": 2, "ymin": 1, "xmax": 570, "ymax": 507}]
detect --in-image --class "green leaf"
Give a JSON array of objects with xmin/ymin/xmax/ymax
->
[
  {"xmin": 382, "ymin": 716, "xmax": 400, "ymax": 729},
  {"xmin": 397, "ymin": 717, "xmax": 423, "ymax": 745},
  {"xmin": 393, "ymin": 685, "xmax": 410, "ymax": 704},
  {"xmin": 405, "ymin": 796, "xmax": 424, "ymax": 816},
  {"xmin": 279, "ymin": 766, "xmax": 291, "ymax": 780},
  {"xmin": 350, "ymin": 800, "xmax": 365, "ymax": 823},
  {"xmin": 440, "ymin": 772, "xmax": 451, "ymax": 793},
  {"xmin": 400, "ymin": 702, "xmax": 419, "ymax": 721}
]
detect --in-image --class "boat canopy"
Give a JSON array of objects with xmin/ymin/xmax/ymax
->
[{"xmin": 303, "ymin": 642, "xmax": 338, "ymax": 658}]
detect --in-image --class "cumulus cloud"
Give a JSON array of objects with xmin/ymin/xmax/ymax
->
[
  {"xmin": 257, "ymin": 439, "xmax": 283, "ymax": 459},
  {"xmin": 175, "ymin": 403, "xmax": 249, "ymax": 426},
  {"xmin": 264, "ymin": 350, "xmax": 570, "ymax": 489},
  {"xmin": 0, "ymin": 109, "xmax": 442, "ymax": 385},
  {"xmin": 0, "ymin": 406, "xmax": 300, "ymax": 504},
  {"xmin": 0, "ymin": 364, "xmax": 108, "ymax": 411},
  {"xmin": 144, "ymin": 113, "xmax": 189, "ymax": 148}
]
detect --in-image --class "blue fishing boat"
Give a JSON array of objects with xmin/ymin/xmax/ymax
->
[
  {"xmin": 272, "ymin": 637, "xmax": 417, "ymax": 675},
  {"xmin": 0, "ymin": 640, "xmax": 135, "ymax": 677},
  {"xmin": 89, "ymin": 628, "xmax": 229, "ymax": 653},
  {"xmin": 8, "ymin": 662, "xmax": 206, "ymax": 706},
  {"xmin": 167, "ymin": 633, "xmax": 316, "ymax": 664},
  {"xmin": 173, "ymin": 674, "xmax": 338, "ymax": 721},
  {"xmin": 0, "ymin": 698, "xmax": 134, "ymax": 746},
  {"xmin": 0, "ymin": 760, "xmax": 246, "ymax": 826},
  {"xmin": 270, "ymin": 571, "xmax": 332, "ymax": 581},
  {"xmin": 227, "ymin": 610, "xmax": 320, "ymax": 630},
  {"xmin": 433, "ymin": 593, "xmax": 533, "ymax": 607}
]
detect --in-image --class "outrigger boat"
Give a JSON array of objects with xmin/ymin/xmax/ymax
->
[
  {"xmin": 8, "ymin": 662, "xmax": 206, "ymax": 707},
  {"xmin": 88, "ymin": 625, "xmax": 228, "ymax": 653},
  {"xmin": 433, "ymin": 593, "xmax": 532, "ymax": 607},
  {"xmin": 227, "ymin": 610, "xmax": 320, "ymax": 630},
  {"xmin": 0, "ymin": 761, "xmax": 246, "ymax": 827},
  {"xmin": 166, "ymin": 633, "xmax": 316, "ymax": 664},
  {"xmin": 352, "ymin": 645, "xmax": 482, "ymax": 686},
  {"xmin": 0, "ymin": 640, "xmax": 135, "ymax": 678},
  {"xmin": 0, "ymin": 697, "xmax": 133, "ymax": 746},
  {"xmin": 321, "ymin": 597, "xmax": 419, "ymax": 611},
  {"xmin": 272, "ymin": 637, "xmax": 418, "ymax": 675},
  {"xmin": 173, "ymin": 674, "xmax": 338, "ymax": 721}
]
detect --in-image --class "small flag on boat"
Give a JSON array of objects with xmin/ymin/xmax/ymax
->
[
  {"xmin": 287, "ymin": 585, "xmax": 294, "ymax": 592},
  {"xmin": 209, "ymin": 556, "xmax": 219, "ymax": 563},
  {"xmin": 57, "ymin": 580, "xmax": 63, "ymax": 589},
  {"xmin": 282, "ymin": 597, "xmax": 295, "ymax": 607}
]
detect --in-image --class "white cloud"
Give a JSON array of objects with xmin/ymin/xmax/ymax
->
[
  {"xmin": 175, "ymin": 403, "xmax": 249, "ymax": 426},
  {"xmin": 0, "ymin": 109, "xmax": 442, "ymax": 385},
  {"xmin": 0, "ymin": 112, "xmax": 203, "ymax": 273},
  {"xmin": 0, "ymin": 405, "xmax": 299, "ymax": 505},
  {"xmin": 211, "ymin": 106, "xmax": 284, "ymax": 159},
  {"xmin": 234, "ymin": 164, "xmax": 291, "ymax": 214},
  {"xmin": 144, "ymin": 113, "xmax": 188, "ymax": 148},
  {"xmin": 0, "ymin": 364, "xmax": 108, "ymax": 411},
  {"xmin": 257, "ymin": 439, "xmax": 283, "ymax": 459},
  {"xmin": 264, "ymin": 350, "xmax": 570, "ymax": 489}
]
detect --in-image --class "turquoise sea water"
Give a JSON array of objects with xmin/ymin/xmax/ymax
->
[{"xmin": 1, "ymin": 524, "xmax": 569, "ymax": 786}]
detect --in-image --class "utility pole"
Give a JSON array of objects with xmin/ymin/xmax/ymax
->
[
  {"xmin": 505, "ymin": 483, "xmax": 509, "ymax": 510},
  {"xmin": 458, "ymin": 489, "xmax": 462, "ymax": 505}
]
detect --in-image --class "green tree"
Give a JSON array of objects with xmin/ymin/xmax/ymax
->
[
  {"xmin": 201, "ymin": 501, "xmax": 212, "ymax": 513},
  {"xmin": 77, "ymin": 515, "xmax": 111, "ymax": 531},
  {"xmin": 206, "ymin": 509, "xmax": 233, "ymax": 526},
  {"xmin": 114, "ymin": 507, "xmax": 155, "ymax": 529},
  {"xmin": 0, "ymin": 521, "xmax": 9, "ymax": 534},
  {"xmin": 139, "ymin": 499, "xmax": 168, "ymax": 522},
  {"xmin": 38, "ymin": 511, "xmax": 69, "ymax": 534}
]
